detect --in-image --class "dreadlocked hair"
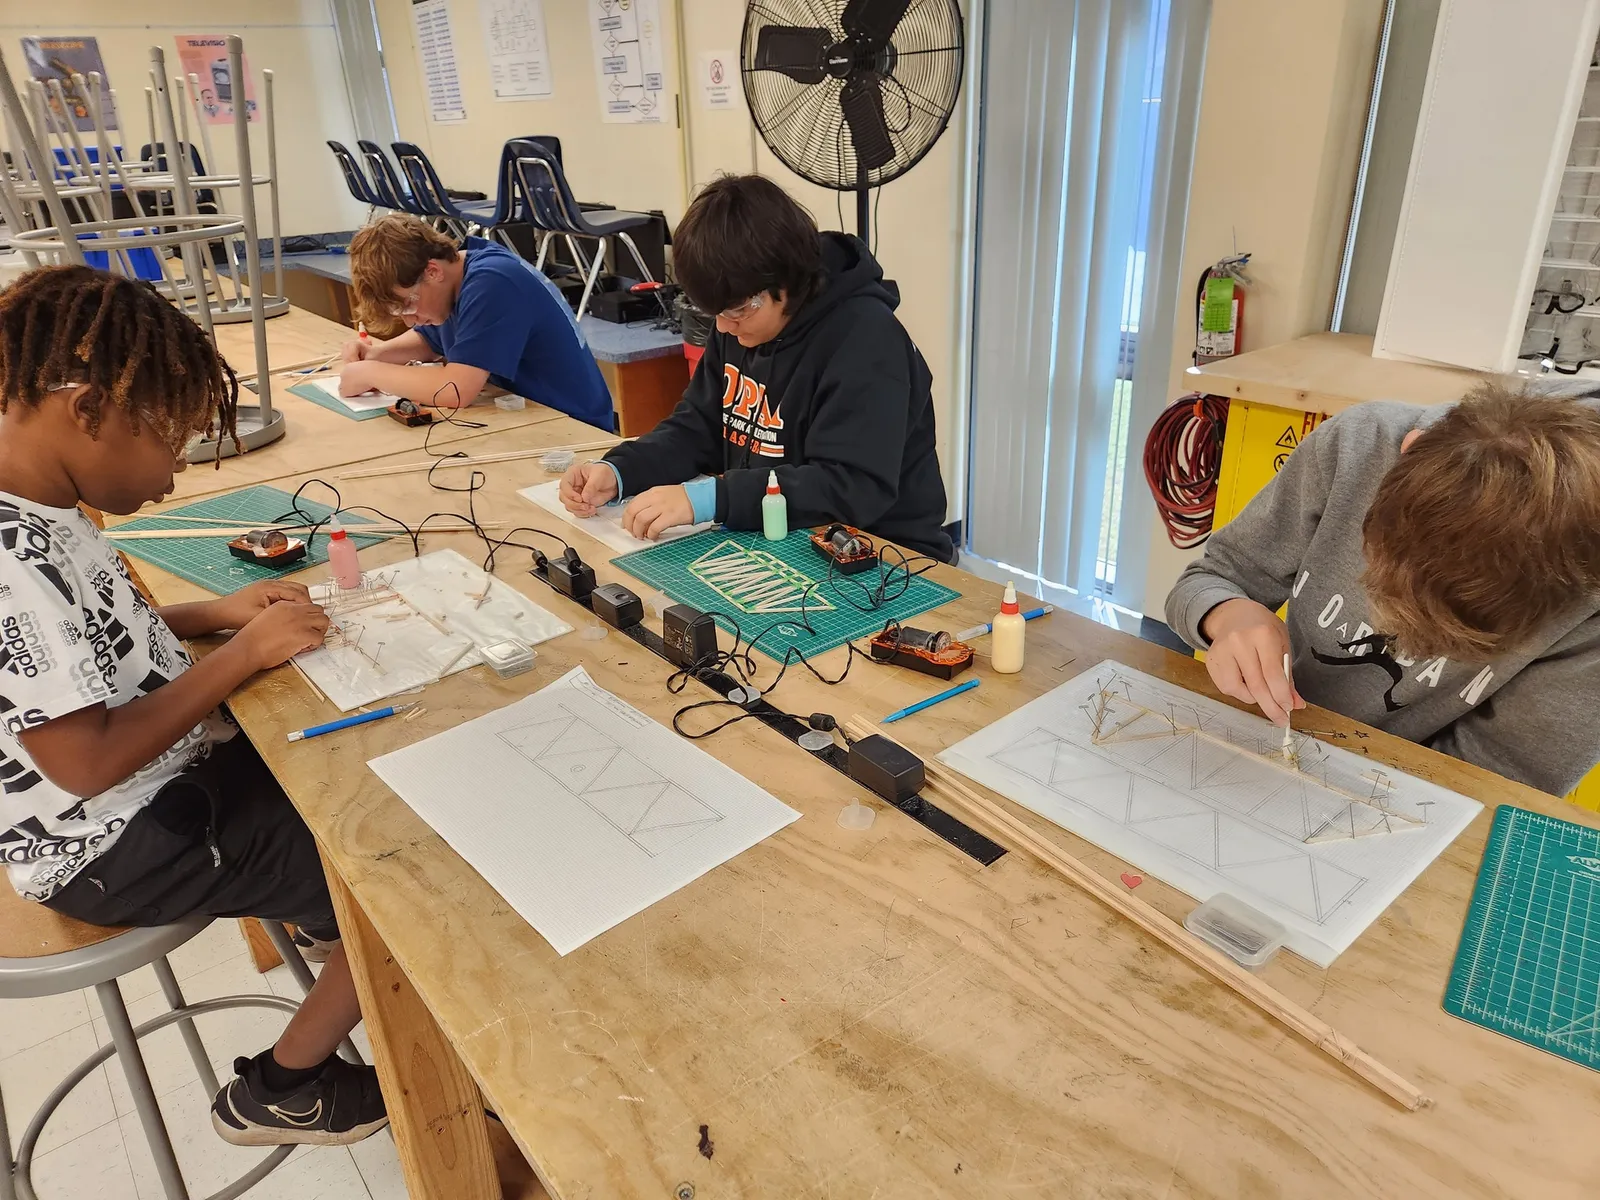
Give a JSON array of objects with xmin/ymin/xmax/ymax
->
[{"xmin": 0, "ymin": 264, "xmax": 239, "ymax": 463}]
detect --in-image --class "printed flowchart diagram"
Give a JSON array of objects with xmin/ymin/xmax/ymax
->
[{"xmin": 588, "ymin": 0, "xmax": 665, "ymax": 124}]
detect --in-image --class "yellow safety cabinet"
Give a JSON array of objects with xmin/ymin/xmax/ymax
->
[{"xmin": 1193, "ymin": 332, "xmax": 1600, "ymax": 812}]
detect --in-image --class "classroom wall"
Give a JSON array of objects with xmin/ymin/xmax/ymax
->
[
  {"xmin": 1141, "ymin": 0, "xmax": 1385, "ymax": 617},
  {"xmin": 2, "ymin": 1, "xmax": 368, "ymax": 236},
  {"xmin": 373, "ymin": 0, "xmax": 972, "ymax": 508}
]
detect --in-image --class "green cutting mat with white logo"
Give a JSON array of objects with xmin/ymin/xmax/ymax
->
[
  {"xmin": 1444, "ymin": 805, "xmax": 1600, "ymax": 1072},
  {"xmin": 612, "ymin": 528, "xmax": 959, "ymax": 660},
  {"xmin": 111, "ymin": 485, "xmax": 389, "ymax": 596}
]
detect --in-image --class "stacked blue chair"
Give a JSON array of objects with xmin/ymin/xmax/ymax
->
[
  {"xmin": 357, "ymin": 139, "xmax": 422, "ymax": 216},
  {"xmin": 506, "ymin": 138, "xmax": 656, "ymax": 319},
  {"xmin": 392, "ymin": 141, "xmax": 498, "ymax": 238},
  {"xmin": 327, "ymin": 140, "xmax": 382, "ymax": 218}
]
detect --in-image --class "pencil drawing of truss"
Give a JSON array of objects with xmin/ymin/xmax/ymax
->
[
  {"xmin": 1083, "ymin": 677, "xmax": 1424, "ymax": 844},
  {"xmin": 499, "ymin": 706, "xmax": 726, "ymax": 857}
]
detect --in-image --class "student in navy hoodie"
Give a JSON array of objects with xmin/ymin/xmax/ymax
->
[{"xmin": 559, "ymin": 174, "xmax": 953, "ymax": 561}]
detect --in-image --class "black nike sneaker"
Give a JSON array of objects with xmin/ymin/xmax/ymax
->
[{"xmin": 211, "ymin": 1054, "xmax": 388, "ymax": 1146}]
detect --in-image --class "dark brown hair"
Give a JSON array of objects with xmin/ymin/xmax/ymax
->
[
  {"xmin": 348, "ymin": 214, "xmax": 460, "ymax": 325},
  {"xmin": 1362, "ymin": 381, "xmax": 1600, "ymax": 659},
  {"xmin": 672, "ymin": 174, "xmax": 825, "ymax": 315},
  {"xmin": 0, "ymin": 264, "xmax": 237, "ymax": 459}
]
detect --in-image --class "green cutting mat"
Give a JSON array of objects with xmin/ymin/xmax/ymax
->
[
  {"xmin": 1444, "ymin": 805, "xmax": 1600, "ymax": 1071},
  {"xmin": 612, "ymin": 528, "xmax": 959, "ymax": 660},
  {"xmin": 284, "ymin": 380, "xmax": 390, "ymax": 422},
  {"xmin": 112, "ymin": 485, "xmax": 389, "ymax": 596}
]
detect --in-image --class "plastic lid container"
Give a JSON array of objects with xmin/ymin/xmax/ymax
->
[
  {"xmin": 480, "ymin": 639, "xmax": 536, "ymax": 679},
  {"xmin": 493, "ymin": 394, "xmax": 527, "ymax": 411},
  {"xmin": 540, "ymin": 450, "xmax": 576, "ymax": 472},
  {"xmin": 1183, "ymin": 894, "xmax": 1286, "ymax": 969}
]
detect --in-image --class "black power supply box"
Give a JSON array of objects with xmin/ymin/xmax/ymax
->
[
  {"xmin": 592, "ymin": 582, "xmax": 644, "ymax": 629},
  {"xmin": 662, "ymin": 604, "xmax": 718, "ymax": 668},
  {"xmin": 545, "ymin": 549, "xmax": 596, "ymax": 601},
  {"xmin": 847, "ymin": 735, "xmax": 926, "ymax": 803}
]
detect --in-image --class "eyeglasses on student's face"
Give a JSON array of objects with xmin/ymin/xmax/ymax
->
[
  {"xmin": 718, "ymin": 294, "xmax": 767, "ymax": 321},
  {"xmin": 386, "ymin": 286, "xmax": 421, "ymax": 318}
]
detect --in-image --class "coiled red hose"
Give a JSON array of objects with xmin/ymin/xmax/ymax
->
[{"xmin": 1144, "ymin": 392, "xmax": 1230, "ymax": 549}]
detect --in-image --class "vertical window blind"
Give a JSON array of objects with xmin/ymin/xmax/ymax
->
[{"xmin": 965, "ymin": 0, "xmax": 1208, "ymax": 612}]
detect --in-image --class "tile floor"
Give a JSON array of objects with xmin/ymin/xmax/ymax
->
[{"xmin": 0, "ymin": 919, "xmax": 405, "ymax": 1199}]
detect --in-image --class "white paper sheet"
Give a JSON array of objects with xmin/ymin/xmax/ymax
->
[
  {"xmin": 587, "ymin": 0, "xmax": 665, "ymax": 123},
  {"xmin": 938, "ymin": 661, "xmax": 1483, "ymax": 966},
  {"xmin": 480, "ymin": 0, "xmax": 553, "ymax": 100},
  {"xmin": 310, "ymin": 375, "xmax": 396, "ymax": 413},
  {"xmin": 368, "ymin": 666, "xmax": 801, "ymax": 954},
  {"xmin": 413, "ymin": 0, "xmax": 467, "ymax": 123},
  {"xmin": 518, "ymin": 478, "xmax": 713, "ymax": 555},
  {"xmin": 296, "ymin": 549, "xmax": 572, "ymax": 711}
]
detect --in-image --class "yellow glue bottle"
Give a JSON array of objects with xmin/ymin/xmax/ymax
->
[
  {"xmin": 761, "ymin": 470, "xmax": 788, "ymax": 540},
  {"xmin": 991, "ymin": 582, "xmax": 1026, "ymax": 674}
]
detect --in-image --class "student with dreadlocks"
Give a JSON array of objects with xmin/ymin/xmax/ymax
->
[{"xmin": 0, "ymin": 266, "xmax": 387, "ymax": 1147}]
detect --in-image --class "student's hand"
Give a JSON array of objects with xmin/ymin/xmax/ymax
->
[
  {"xmin": 208, "ymin": 581, "xmax": 313, "ymax": 632},
  {"xmin": 622, "ymin": 486, "xmax": 693, "ymax": 541},
  {"xmin": 559, "ymin": 462, "xmax": 619, "ymax": 516},
  {"xmin": 340, "ymin": 336, "xmax": 375, "ymax": 364},
  {"xmin": 337, "ymin": 362, "xmax": 381, "ymax": 397},
  {"xmin": 1200, "ymin": 597, "xmax": 1306, "ymax": 726},
  {"xmin": 235, "ymin": 601, "xmax": 331, "ymax": 671}
]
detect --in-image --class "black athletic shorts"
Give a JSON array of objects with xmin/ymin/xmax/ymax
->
[{"xmin": 43, "ymin": 734, "xmax": 338, "ymax": 940}]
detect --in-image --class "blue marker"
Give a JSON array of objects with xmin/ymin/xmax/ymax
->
[
  {"xmin": 880, "ymin": 678, "xmax": 980, "ymax": 724},
  {"xmin": 287, "ymin": 703, "xmax": 415, "ymax": 742},
  {"xmin": 955, "ymin": 604, "xmax": 1053, "ymax": 643}
]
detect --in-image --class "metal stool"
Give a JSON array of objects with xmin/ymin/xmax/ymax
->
[{"xmin": 0, "ymin": 893, "xmax": 306, "ymax": 1200}]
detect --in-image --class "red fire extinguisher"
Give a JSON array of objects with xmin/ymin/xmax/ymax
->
[{"xmin": 1194, "ymin": 253, "xmax": 1250, "ymax": 366}]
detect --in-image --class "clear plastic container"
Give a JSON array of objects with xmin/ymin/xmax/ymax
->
[
  {"xmin": 540, "ymin": 450, "xmax": 576, "ymax": 473},
  {"xmin": 1184, "ymin": 894, "xmax": 1286, "ymax": 969},
  {"xmin": 480, "ymin": 639, "xmax": 536, "ymax": 679},
  {"xmin": 493, "ymin": 394, "xmax": 527, "ymax": 411}
]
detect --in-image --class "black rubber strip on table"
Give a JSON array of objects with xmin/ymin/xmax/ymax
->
[{"xmin": 529, "ymin": 564, "xmax": 1006, "ymax": 867}]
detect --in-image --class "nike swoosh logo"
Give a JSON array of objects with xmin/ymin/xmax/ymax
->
[{"xmin": 268, "ymin": 1098, "xmax": 324, "ymax": 1127}]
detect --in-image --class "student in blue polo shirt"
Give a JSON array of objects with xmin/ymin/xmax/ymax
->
[{"xmin": 339, "ymin": 214, "xmax": 614, "ymax": 430}]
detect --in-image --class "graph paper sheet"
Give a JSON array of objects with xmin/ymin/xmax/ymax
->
[
  {"xmin": 368, "ymin": 666, "xmax": 801, "ymax": 955},
  {"xmin": 938, "ymin": 661, "xmax": 1482, "ymax": 966}
]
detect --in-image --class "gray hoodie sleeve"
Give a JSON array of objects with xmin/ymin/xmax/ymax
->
[
  {"xmin": 1164, "ymin": 421, "xmax": 1334, "ymax": 650},
  {"xmin": 1428, "ymin": 619, "xmax": 1600, "ymax": 797}
]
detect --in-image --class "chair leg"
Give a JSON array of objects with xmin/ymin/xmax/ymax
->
[
  {"xmin": 575, "ymin": 240, "xmax": 606, "ymax": 321},
  {"xmin": 152, "ymin": 957, "xmax": 219, "ymax": 1097},
  {"xmin": 0, "ymin": 1076, "xmax": 17, "ymax": 1200},
  {"xmin": 534, "ymin": 232, "xmax": 551, "ymax": 270},
  {"xmin": 616, "ymin": 230, "xmax": 655, "ymax": 284},
  {"xmin": 260, "ymin": 922, "xmax": 364, "ymax": 1065},
  {"xmin": 97, "ymin": 979, "xmax": 190, "ymax": 1200}
]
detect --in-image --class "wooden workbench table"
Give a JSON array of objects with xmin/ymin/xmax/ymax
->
[
  {"xmin": 212, "ymin": 303, "xmax": 354, "ymax": 378},
  {"xmin": 171, "ymin": 377, "xmax": 579, "ymax": 503},
  {"xmin": 124, "ymin": 425, "xmax": 1598, "ymax": 1199}
]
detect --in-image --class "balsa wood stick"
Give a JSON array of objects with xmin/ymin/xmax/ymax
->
[
  {"xmin": 105, "ymin": 522, "xmax": 497, "ymax": 540},
  {"xmin": 336, "ymin": 441, "xmax": 619, "ymax": 481},
  {"xmin": 842, "ymin": 716, "xmax": 1431, "ymax": 1112}
]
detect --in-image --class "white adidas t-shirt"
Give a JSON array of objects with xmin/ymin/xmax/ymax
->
[{"xmin": 0, "ymin": 493, "xmax": 232, "ymax": 900}]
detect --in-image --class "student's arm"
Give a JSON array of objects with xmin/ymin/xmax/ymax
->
[
  {"xmin": 599, "ymin": 343, "xmax": 729, "ymax": 496},
  {"xmin": 1164, "ymin": 423, "xmax": 1334, "ymax": 724},
  {"xmin": 715, "ymin": 320, "xmax": 908, "ymax": 532},
  {"xmin": 337, "ymin": 359, "xmax": 488, "ymax": 409},
  {"xmin": 18, "ymin": 602, "xmax": 328, "ymax": 799},
  {"xmin": 1428, "ymin": 620, "xmax": 1600, "ymax": 797},
  {"xmin": 156, "ymin": 581, "xmax": 313, "ymax": 640},
  {"xmin": 343, "ymin": 328, "xmax": 438, "ymax": 365}
]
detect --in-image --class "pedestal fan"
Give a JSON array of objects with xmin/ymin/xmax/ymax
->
[{"xmin": 742, "ymin": 0, "xmax": 965, "ymax": 243}]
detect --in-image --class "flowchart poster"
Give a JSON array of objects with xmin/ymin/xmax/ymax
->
[
  {"xmin": 20, "ymin": 36, "xmax": 115, "ymax": 131},
  {"xmin": 480, "ymin": 0, "xmax": 553, "ymax": 101},
  {"xmin": 587, "ymin": 0, "xmax": 665, "ymax": 124}
]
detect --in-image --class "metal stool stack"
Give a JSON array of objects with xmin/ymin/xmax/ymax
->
[{"xmin": 0, "ymin": 889, "xmax": 305, "ymax": 1200}]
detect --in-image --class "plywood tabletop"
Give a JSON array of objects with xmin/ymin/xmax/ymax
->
[
  {"xmin": 127, "ymin": 427, "xmax": 1599, "ymax": 1199},
  {"xmin": 1191, "ymin": 332, "xmax": 1486, "ymax": 414},
  {"xmin": 211, "ymin": 303, "xmax": 357, "ymax": 378}
]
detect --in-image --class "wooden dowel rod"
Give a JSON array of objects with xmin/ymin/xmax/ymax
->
[
  {"xmin": 336, "ymin": 441, "xmax": 618, "ymax": 481},
  {"xmin": 105, "ymin": 522, "xmax": 496, "ymax": 540},
  {"xmin": 842, "ymin": 716, "xmax": 1431, "ymax": 1112}
]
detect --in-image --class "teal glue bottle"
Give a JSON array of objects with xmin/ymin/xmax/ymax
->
[{"xmin": 761, "ymin": 470, "xmax": 788, "ymax": 540}]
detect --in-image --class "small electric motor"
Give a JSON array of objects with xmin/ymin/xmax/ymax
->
[
  {"xmin": 226, "ymin": 528, "xmax": 308, "ymax": 568},
  {"xmin": 810, "ymin": 523, "xmax": 879, "ymax": 574}
]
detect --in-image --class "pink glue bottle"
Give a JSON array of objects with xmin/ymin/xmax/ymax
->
[{"xmin": 328, "ymin": 520, "xmax": 362, "ymax": 589}]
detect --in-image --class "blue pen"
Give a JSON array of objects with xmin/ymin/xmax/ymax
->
[
  {"xmin": 881, "ymin": 678, "xmax": 980, "ymax": 724},
  {"xmin": 287, "ymin": 703, "xmax": 415, "ymax": 742},
  {"xmin": 955, "ymin": 604, "xmax": 1054, "ymax": 643}
]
